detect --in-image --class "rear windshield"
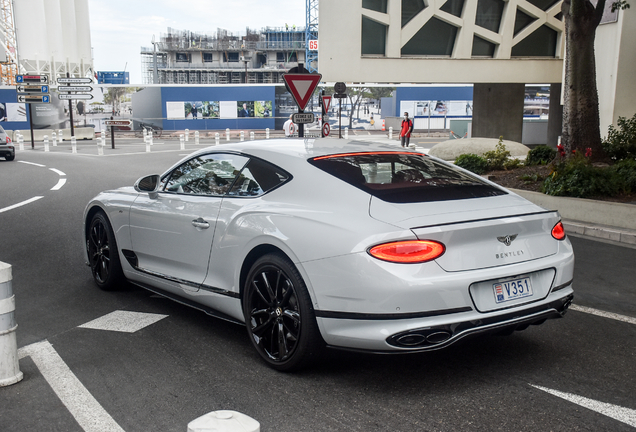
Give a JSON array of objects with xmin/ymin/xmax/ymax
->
[{"xmin": 308, "ymin": 152, "xmax": 507, "ymax": 203}]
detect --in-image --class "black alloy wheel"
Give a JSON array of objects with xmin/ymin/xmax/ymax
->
[
  {"xmin": 88, "ymin": 212, "xmax": 124, "ymax": 290},
  {"xmin": 244, "ymin": 253, "xmax": 322, "ymax": 371}
]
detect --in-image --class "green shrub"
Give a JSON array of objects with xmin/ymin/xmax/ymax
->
[
  {"xmin": 526, "ymin": 145, "xmax": 557, "ymax": 166},
  {"xmin": 602, "ymin": 113, "xmax": 636, "ymax": 161},
  {"xmin": 483, "ymin": 137, "xmax": 511, "ymax": 171},
  {"xmin": 455, "ymin": 153, "xmax": 488, "ymax": 175},
  {"xmin": 612, "ymin": 158, "xmax": 636, "ymax": 192},
  {"xmin": 542, "ymin": 153, "xmax": 628, "ymax": 198},
  {"xmin": 503, "ymin": 158, "xmax": 522, "ymax": 170}
]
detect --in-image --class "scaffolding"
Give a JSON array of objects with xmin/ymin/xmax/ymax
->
[
  {"xmin": 0, "ymin": 0, "xmax": 18, "ymax": 85},
  {"xmin": 306, "ymin": 0, "xmax": 319, "ymax": 73}
]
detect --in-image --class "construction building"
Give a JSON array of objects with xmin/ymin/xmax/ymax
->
[{"xmin": 140, "ymin": 27, "xmax": 307, "ymax": 85}]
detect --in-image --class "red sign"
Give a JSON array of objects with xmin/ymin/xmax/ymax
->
[
  {"xmin": 322, "ymin": 95, "xmax": 332, "ymax": 113},
  {"xmin": 283, "ymin": 73, "xmax": 322, "ymax": 111},
  {"xmin": 322, "ymin": 122, "xmax": 330, "ymax": 137}
]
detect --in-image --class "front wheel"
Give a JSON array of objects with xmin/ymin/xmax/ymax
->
[
  {"xmin": 243, "ymin": 253, "xmax": 322, "ymax": 371},
  {"xmin": 5, "ymin": 154, "xmax": 14, "ymax": 161},
  {"xmin": 87, "ymin": 212, "xmax": 124, "ymax": 290}
]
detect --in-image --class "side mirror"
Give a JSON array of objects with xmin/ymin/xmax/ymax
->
[{"xmin": 134, "ymin": 174, "xmax": 161, "ymax": 199}]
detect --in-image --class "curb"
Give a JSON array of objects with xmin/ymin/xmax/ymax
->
[{"xmin": 510, "ymin": 188, "xmax": 636, "ymax": 245}]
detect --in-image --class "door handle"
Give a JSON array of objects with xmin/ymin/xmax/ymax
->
[{"xmin": 192, "ymin": 218, "xmax": 210, "ymax": 229}]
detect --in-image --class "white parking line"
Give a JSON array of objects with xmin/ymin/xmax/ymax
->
[
  {"xmin": 0, "ymin": 196, "xmax": 43, "ymax": 214},
  {"xmin": 18, "ymin": 161, "xmax": 45, "ymax": 167},
  {"xmin": 49, "ymin": 168, "xmax": 66, "ymax": 176},
  {"xmin": 570, "ymin": 304, "xmax": 636, "ymax": 326},
  {"xmin": 18, "ymin": 341, "xmax": 125, "ymax": 432},
  {"xmin": 531, "ymin": 385, "xmax": 636, "ymax": 427},
  {"xmin": 51, "ymin": 179, "xmax": 67, "ymax": 191},
  {"xmin": 78, "ymin": 310, "xmax": 168, "ymax": 333}
]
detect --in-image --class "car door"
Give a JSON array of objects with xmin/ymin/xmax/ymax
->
[{"xmin": 129, "ymin": 153, "xmax": 249, "ymax": 290}]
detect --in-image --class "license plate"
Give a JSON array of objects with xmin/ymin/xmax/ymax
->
[{"xmin": 493, "ymin": 276, "xmax": 533, "ymax": 303}]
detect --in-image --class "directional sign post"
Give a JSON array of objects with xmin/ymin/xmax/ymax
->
[
  {"xmin": 16, "ymin": 76, "xmax": 50, "ymax": 149},
  {"xmin": 283, "ymin": 65, "xmax": 322, "ymax": 138},
  {"xmin": 57, "ymin": 74, "xmax": 94, "ymax": 137},
  {"xmin": 16, "ymin": 75, "xmax": 48, "ymax": 84}
]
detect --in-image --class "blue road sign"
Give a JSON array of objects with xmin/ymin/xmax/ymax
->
[{"xmin": 42, "ymin": 95, "xmax": 50, "ymax": 103}]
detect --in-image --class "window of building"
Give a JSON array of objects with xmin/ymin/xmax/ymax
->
[
  {"xmin": 440, "ymin": 0, "xmax": 465, "ymax": 17},
  {"xmin": 514, "ymin": 9, "xmax": 535, "ymax": 36},
  {"xmin": 277, "ymin": 52, "xmax": 285, "ymax": 62},
  {"xmin": 472, "ymin": 35, "xmax": 496, "ymax": 57},
  {"xmin": 361, "ymin": 16, "xmax": 387, "ymax": 55},
  {"xmin": 203, "ymin": 53, "xmax": 214, "ymax": 62},
  {"xmin": 526, "ymin": 0, "xmax": 559, "ymax": 11},
  {"xmin": 176, "ymin": 53, "xmax": 190, "ymax": 63},
  {"xmin": 475, "ymin": 0, "xmax": 505, "ymax": 33},
  {"xmin": 224, "ymin": 52, "xmax": 239, "ymax": 62},
  {"xmin": 362, "ymin": 0, "xmax": 387, "ymax": 14},
  {"xmin": 511, "ymin": 25, "xmax": 557, "ymax": 57},
  {"xmin": 401, "ymin": 17, "xmax": 457, "ymax": 56},
  {"xmin": 402, "ymin": 0, "xmax": 426, "ymax": 27}
]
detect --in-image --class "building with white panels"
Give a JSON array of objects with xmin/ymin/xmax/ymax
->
[{"xmin": 13, "ymin": 0, "xmax": 93, "ymax": 79}]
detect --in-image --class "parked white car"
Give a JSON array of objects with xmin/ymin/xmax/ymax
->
[
  {"xmin": 0, "ymin": 125, "xmax": 14, "ymax": 161},
  {"xmin": 83, "ymin": 139, "xmax": 574, "ymax": 370}
]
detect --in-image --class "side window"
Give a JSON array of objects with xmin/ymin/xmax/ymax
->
[
  {"xmin": 163, "ymin": 153, "xmax": 249, "ymax": 196},
  {"xmin": 228, "ymin": 158, "xmax": 290, "ymax": 197}
]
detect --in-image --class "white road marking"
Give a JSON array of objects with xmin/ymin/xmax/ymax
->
[
  {"xmin": 0, "ymin": 196, "xmax": 44, "ymax": 213},
  {"xmin": 50, "ymin": 178, "xmax": 67, "ymax": 191},
  {"xmin": 18, "ymin": 160, "xmax": 45, "ymax": 167},
  {"xmin": 49, "ymin": 168, "xmax": 66, "ymax": 176},
  {"xmin": 570, "ymin": 304, "xmax": 636, "ymax": 326},
  {"xmin": 531, "ymin": 385, "xmax": 636, "ymax": 427},
  {"xmin": 78, "ymin": 310, "xmax": 168, "ymax": 333},
  {"xmin": 18, "ymin": 340, "xmax": 125, "ymax": 432}
]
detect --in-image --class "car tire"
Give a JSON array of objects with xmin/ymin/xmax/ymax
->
[
  {"xmin": 5, "ymin": 155, "xmax": 14, "ymax": 161},
  {"xmin": 87, "ymin": 211, "xmax": 124, "ymax": 291},
  {"xmin": 243, "ymin": 253, "xmax": 323, "ymax": 371}
]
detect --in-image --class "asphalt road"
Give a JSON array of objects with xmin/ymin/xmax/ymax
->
[{"xmin": 1, "ymin": 139, "xmax": 635, "ymax": 432}]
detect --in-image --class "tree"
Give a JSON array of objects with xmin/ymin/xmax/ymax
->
[{"xmin": 562, "ymin": 0, "xmax": 629, "ymax": 161}]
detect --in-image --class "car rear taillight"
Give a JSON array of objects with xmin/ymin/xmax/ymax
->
[
  {"xmin": 369, "ymin": 240, "xmax": 445, "ymax": 264},
  {"xmin": 6, "ymin": 136, "xmax": 11, "ymax": 143},
  {"xmin": 552, "ymin": 221, "xmax": 566, "ymax": 240}
]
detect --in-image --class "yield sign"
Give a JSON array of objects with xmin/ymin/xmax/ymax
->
[
  {"xmin": 322, "ymin": 95, "xmax": 332, "ymax": 112},
  {"xmin": 283, "ymin": 73, "xmax": 322, "ymax": 111}
]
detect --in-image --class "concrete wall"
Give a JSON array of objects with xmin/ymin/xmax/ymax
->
[
  {"xmin": 595, "ymin": 9, "xmax": 636, "ymax": 137},
  {"xmin": 472, "ymin": 83, "xmax": 525, "ymax": 143},
  {"xmin": 318, "ymin": 0, "xmax": 565, "ymax": 84}
]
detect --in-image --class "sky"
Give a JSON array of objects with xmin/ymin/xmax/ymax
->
[{"xmin": 88, "ymin": 0, "xmax": 306, "ymax": 84}]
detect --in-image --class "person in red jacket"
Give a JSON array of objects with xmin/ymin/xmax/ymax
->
[{"xmin": 400, "ymin": 112, "xmax": 413, "ymax": 147}]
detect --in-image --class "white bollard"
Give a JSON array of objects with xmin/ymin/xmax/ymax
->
[
  {"xmin": 389, "ymin": 126, "xmax": 393, "ymax": 140},
  {"xmin": 14, "ymin": 131, "xmax": 20, "ymax": 144},
  {"xmin": 240, "ymin": 131, "xmax": 244, "ymax": 142},
  {"xmin": 97, "ymin": 139, "xmax": 104, "ymax": 156},
  {"xmin": 266, "ymin": 128, "xmax": 270, "ymax": 139},
  {"xmin": 180, "ymin": 134, "xmax": 185, "ymax": 150},
  {"xmin": 18, "ymin": 135, "xmax": 24, "ymax": 151},
  {"xmin": 215, "ymin": 133, "xmax": 220, "ymax": 146},
  {"xmin": 185, "ymin": 129, "xmax": 189, "ymax": 142},
  {"xmin": 187, "ymin": 411, "xmax": 259, "ymax": 432},
  {"xmin": 58, "ymin": 129, "xmax": 63, "ymax": 142},
  {"xmin": 149, "ymin": 135, "xmax": 153, "ymax": 146},
  {"xmin": 0, "ymin": 262, "xmax": 23, "ymax": 387},
  {"xmin": 250, "ymin": 131, "xmax": 255, "ymax": 141},
  {"xmin": 44, "ymin": 135, "xmax": 49, "ymax": 152},
  {"xmin": 146, "ymin": 139, "xmax": 151, "ymax": 152},
  {"xmin": 142, "ymin": 128, "xmax": 147, "ymax": 141},
  {"xmin": 52, "ymin": 132, "xmax": 57, "ymax": 147},
  {"xmin": 195, "ymin": 130, "xmax": 200, "ymax": 145},
  {"xmin": 226, "ymin": 128, "xmax": 231, "ymax": 141},
  {"xmin": 71, "ymin": 136, "xmax": 77, "ymax": 154},
  {"xmin": 344, "ymin": 127, "xmax": 349, "ymax": 139}
]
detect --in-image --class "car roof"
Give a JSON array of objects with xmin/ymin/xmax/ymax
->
[{"xmin": 189, "ymin": 138, "xmax": 417, "ymax": 164}]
